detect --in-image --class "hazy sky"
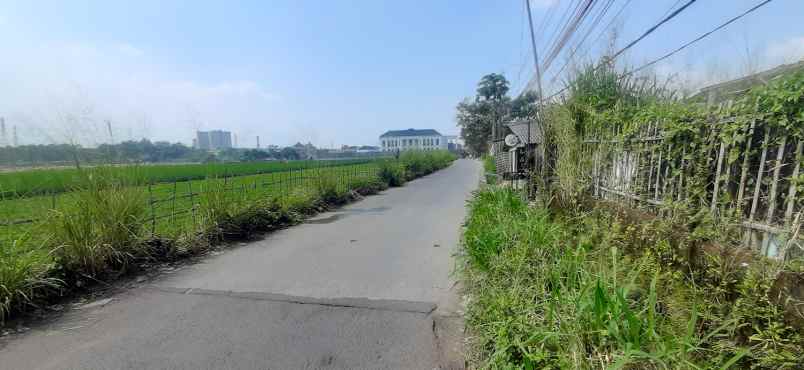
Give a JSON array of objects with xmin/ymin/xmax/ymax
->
[{"xmin": 1, "ymin": 1, "xmax": 803, "ymax": 148}]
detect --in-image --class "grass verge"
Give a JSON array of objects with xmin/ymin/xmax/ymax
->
[{"xmin": 461, "ymin": 188, "xmax": 803, "ymax": 369}]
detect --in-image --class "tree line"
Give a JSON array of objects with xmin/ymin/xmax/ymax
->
[
  {"xmin": 0, "ymin": 139, "xmax": 303, "ymax": 168},
  {"xmin": 456, "ymin": 73, "xmax": 538, "ymax": 156}
]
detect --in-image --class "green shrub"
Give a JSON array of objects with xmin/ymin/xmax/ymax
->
[
  {"xmin": 377, "ymin": 160, "xmax": 406, "ymax": 187},
  {"xmin": 348, "ymin": 177, "xmax": 388, "ymax": 194},
  {"xmin": 315, "ymin": 174, "xmax": 345, "ymax": 204},
  {"xmin": 279, "ymin": 188, "xmax": 319, "ymax": 216},
  {"xmin": 399, "ymin": 150, "xmax": 456, "ymax": 180}
]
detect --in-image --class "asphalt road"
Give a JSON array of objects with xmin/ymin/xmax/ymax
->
[{"xmin": 0, "ymin": 159, "xmax": 482, "ymax": 370}]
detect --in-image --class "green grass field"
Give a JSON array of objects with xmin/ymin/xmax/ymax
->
[
  {"xmin": 0, "ymin": 159, "xmax": 375, "ymax": 199},
  {"xmin": 0, "ymin": 161, "xmax": 381, "ymax": 242}
]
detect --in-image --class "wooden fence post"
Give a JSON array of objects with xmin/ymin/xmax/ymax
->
[
  {"xmin": 784, "ymin": 140, "xmax": 803, "ymax": 226},
  {"xmin": 148, "ymin": 182, "xmax": 156, "ymax": 234},
  {"xmin": 171, "ymin": 180, "xmax": 177, "ymax": 223},
  {"xmin": 761, "ymin": 135, "xmax": 788, "ymax": 256},
  {"xmin": 189, "ymin": 181, "xmax": 196, "ymax": 227},
  {"xmin": 745, "ymin": 126, "xmax": 771, "ymax": 249}
]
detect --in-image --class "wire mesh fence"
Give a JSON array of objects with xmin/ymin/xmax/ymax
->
[{"xmin": 0, "ymin": 160, "xmax": 383, "ymax": 239}]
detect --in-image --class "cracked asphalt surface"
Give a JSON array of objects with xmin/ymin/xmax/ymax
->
[{"xmin": 0, "ymin": 159, "xmax": 482, "ymax": 370}]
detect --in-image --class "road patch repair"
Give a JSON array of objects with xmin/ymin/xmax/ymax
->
[{"xmin": 0, "ymin": 159, "xmax": 481, "ymax": 369}]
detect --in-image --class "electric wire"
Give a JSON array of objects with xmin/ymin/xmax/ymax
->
[
  {"xmin": 542, "ymin": 0, "xmax": 701, "ymax": 99},
  {"xmin": 626, "ymin": 0, "xmax": 774, "ymax": 76},
  {"xmin": 547, "ymin": 0, "xmax": 617, "ymax": 83}
]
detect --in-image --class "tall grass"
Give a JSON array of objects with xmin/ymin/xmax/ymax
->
[
  {"xmin": 0, "ymin": 237, "xmax": 60, "ymax": 322},
  {"xmin": 481, "ymin": 155, "xmax": 497, "ymax": 184},
  {"xmin": 45, "ymin": 168, "xmax": 149, "ymax": 276},
  {"xmin": 461, "ymin": 188, "xmax": 801, "ymax": 369}
]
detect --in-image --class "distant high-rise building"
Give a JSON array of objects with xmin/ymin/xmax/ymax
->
[{"xmin": 195, "ymin": 130, "xmax": 232, "ymax": 150}]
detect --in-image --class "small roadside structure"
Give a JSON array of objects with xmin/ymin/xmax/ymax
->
[{"xmin": 492, "ymin": 119, "xmax": 542, "ymax": 180}]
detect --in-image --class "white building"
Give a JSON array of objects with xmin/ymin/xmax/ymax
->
[
  {"xmin": 195, "ymin": 130, "xmax": 232, "ymax": 150},
  {"xmin": 379, "ymin": 129, "xmax": 446, "ymax": 152}
]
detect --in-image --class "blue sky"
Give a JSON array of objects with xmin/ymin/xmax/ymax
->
[{"xmin": 0, "ymin": 1, "xmax": 802, "ymax": 148}]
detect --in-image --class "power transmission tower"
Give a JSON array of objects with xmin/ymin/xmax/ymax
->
[
  {"xmin": 0, "ymin": 117, "xmax": 6, "ymax": 147},
  {"xmin": 12, "ymin": 125, "xmax": 18, "ymax": 147},
  {"xmin": 106, "ymin": 120, "xmax": 114, "ymax": 144}
]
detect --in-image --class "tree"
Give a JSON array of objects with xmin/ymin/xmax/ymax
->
[
  {"xmin": 456, "ymin": 74, "xmax": 516, "ymax": 155},
  {"xmin": 241, "ymin": 149, "xmax": 272, "ymax": 162},
  {"xmin": 280, "ymin": 147, "xmax": 300, "ymax": 160},
  {"xmin": 476, "ymin": 73, "xmax": 510, "ymax": 102},
  {"xmin": 509, "ymin": 91, "xmax": 539, "ymax": 122},
  {"xmin": 456, "ymin": 99, "xmax": 494, "ymax": 156}
]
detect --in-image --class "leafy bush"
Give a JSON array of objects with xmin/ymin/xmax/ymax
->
[
  {"xmin": 315, "ymin": 174, "xmax": 345, "ymax": 204},
  {"xmin": 377, "ymin": 160, "xmax": 406, "ymax": 187},
  {"xmin": 399, "ymin": 150, "xmax": 456, "ymax": 180},
  {"xmin": 348, "ymin": 177, "xmax": 388, "ymax": 195}
]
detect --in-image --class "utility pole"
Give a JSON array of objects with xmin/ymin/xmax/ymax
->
[
  {"xmin": 12, "ymin": 125, "xmax": 17, "ymax": 147},
  {"xmin": 525, "ymin": 0, "xmax": 545, "ymax": 198},
  {"xmin": 256, "ymin": 135, "xmax": 260, "ymax": 149},
  {"xmin": 525, "ymin": 0, "xmax": 544, "ymax": 102}
]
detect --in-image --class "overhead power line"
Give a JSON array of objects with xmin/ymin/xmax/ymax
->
[
  {"xmin": 541, "ymin": 0, "xmax": 583, "ymax": 56},
  {"xmin": 534, "ymin": 0, "xmax": 563, "ymax": 47},
  {"xmin": 589, "ymin": 0, "xmax": 633, "ymax": 50},
  {"xmin": 548, "ymin": 0, "xmax": 617, "ymax": 83},
  {"xmin": 610, "ymin": 0, "xmax": 698, "ymax": 60},
  {"xmin": 628, "ymin": 0, "xmax": 774, "ymax": 76},
  {"xmin": 543, "ymin": 0, "xmax": 598, "ymax": 72},
  {"xmin": 550, "ymin": 0, "xmax": 685, "ymax": 84},
  {"xmin": 659, "ymin": 0, "xmax": 685, "ymax": 20},
  {"xmin": 542, "ymin": 0, "xmax": 700, "ymax": 99}
]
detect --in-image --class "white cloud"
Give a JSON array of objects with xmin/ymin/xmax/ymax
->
[
  {"xmin": 765, "ymin": 36, "xmax": 804, "ymax": 64},
  {"xmin": 0, "ymin": 42, "xmax": 284, "ymax": 147}
]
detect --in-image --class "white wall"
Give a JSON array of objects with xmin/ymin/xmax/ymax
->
[{"xmin": 379, "ymin": 135, "xmax": 446, "ymax": 151}]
